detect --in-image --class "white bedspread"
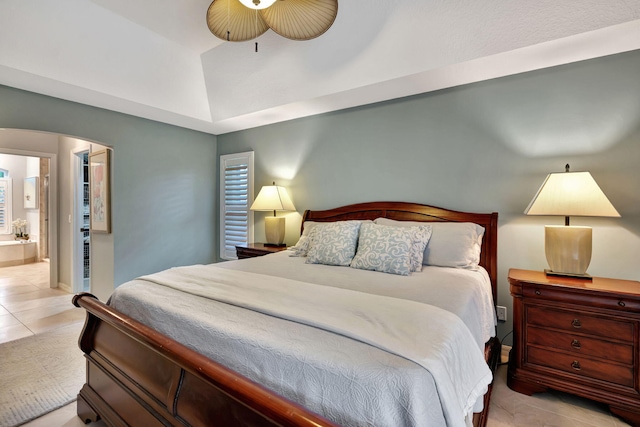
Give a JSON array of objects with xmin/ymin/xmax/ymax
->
[
  {"xmin": 220, "ymin": 250, "xmax": 496, "ymax": 348},
  {"xmin": 109, "ymin": 253, "xmax": 496, "ymax": 427}
]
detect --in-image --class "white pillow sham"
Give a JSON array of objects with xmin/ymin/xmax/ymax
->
[{"xmin": 373, "ymin": 218, "xmax": 485, "ymax": 270}]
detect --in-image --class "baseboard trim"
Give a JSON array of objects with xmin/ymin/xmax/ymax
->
[
  {"xmin": 58, "ymin": 282, "xmax": 72, "ymax": 293},
  {"xmin": 501, "ymin": 345, "xmax": 512, "ymax": 364}
]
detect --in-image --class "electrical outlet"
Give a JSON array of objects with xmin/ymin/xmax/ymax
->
[{"xmin": 496, "ymin": 306, "xmax": 507, "ymax": 322}]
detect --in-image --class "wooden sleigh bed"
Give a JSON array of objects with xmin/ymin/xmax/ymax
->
[{"xmin": 73, "ymin": 201, "xmax": 500, "ymax": 427}]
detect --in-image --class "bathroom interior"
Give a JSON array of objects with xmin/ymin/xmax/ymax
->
[{"xmin": 0, "ymin": 153, "xmax": 49, "ymax": 268}]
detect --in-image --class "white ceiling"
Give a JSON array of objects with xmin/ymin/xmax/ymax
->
[{"xmin": 1, "ymin": 0, "xmax": 639, "ymax": 135}]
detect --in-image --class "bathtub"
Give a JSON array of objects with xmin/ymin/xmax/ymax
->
[{"xmin": 0, "ymin": 240, "xmax": 37, "ymax": 267}]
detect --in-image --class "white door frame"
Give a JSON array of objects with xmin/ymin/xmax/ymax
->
[
  {"xmin": 71, "ymin": 147, "xmax": 90, "ymax": 293},
  {"xmin": 0, "ymin": 147, "xmax": 58, "ymax": 289}
]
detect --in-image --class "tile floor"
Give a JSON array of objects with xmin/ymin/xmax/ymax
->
[
  {"xmin": 1, "ymin": 262, "xmax": 633, "ymax": 426},
  {"xmin": 0, "ymin": 262, "xmax": 85, "ymax": 345}
]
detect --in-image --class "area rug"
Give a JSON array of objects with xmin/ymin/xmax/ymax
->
[{"xmin": 0, "ymin": 322, "xmax": 85, "ymax": 427}]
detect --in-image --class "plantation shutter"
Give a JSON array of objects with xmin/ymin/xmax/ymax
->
[
  {"xmin": 220, "ymin": 152, "xmax": 254, "ymax": 260},
  {"xmin": 0, "ymin": 178, "xmax": 12, "ymax": 235}
]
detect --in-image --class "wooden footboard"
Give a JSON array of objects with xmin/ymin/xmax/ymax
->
[
  {"xmin": 72, "ymin": 293, "xmax": 337, "ymax": 427},
  {"xmin": 73, "ymin": 293, "xmax": 499, "ymax": 427}
]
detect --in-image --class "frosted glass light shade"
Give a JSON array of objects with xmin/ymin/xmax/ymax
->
[
  {"xmin": 239, "ymin": 0, "xmax": 277, "ymax": 9},
  {"xmin": 545, "ymin": 226, "xmax": 592, "ymax": 276},
  {"xmin": 525, "ymin": 171, "xmax": 619, "ymax": 218},
  {"xmin": 250, "ymin": 185, "xmax": 295, "ymax": 212}
]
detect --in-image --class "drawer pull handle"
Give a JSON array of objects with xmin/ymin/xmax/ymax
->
[
  {"xmin": 535, "ymin": 290, "xmax": 541, "ymax": 295},
  {"xmin": 571, "ymin": 319, "xmax": 582, "ymax": 328},
  {"xmin": 571, "ymin": 339, "xmax": 581, "ymax": 349},
  {"xmin": 618, "ymin": 301, "xmax": 626, "ymax": 307},
  {"xmin": 571, "ymin": 361, "xmax": 581, "ymax": 370}
]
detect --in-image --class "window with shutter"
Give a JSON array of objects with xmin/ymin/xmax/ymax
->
[
  {"xmin": 220, "ymin": 152, "xmax": 254, "ymax": 260},
  {"xmin": 0, "ymin": 178, "xmax": 13, "ymax": 235}
]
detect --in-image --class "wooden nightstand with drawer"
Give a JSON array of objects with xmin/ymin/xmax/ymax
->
[
  {"xmin": 235, "ymin": 243, "xmax": 288, "ymax": 259},
  {"xmin": 507, "ymin": 268, "xmax": 640, "ymax": 426}
]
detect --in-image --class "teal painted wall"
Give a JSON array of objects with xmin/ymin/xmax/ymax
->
[
  {"xmin": 0, "ymin": 85, "xmax": 217, "ymax": 298},
  {"xmin": 218, "ymin": 50, "xmax": 640, "ymax": 345}
]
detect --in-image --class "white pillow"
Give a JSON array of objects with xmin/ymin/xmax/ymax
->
[
  {"xmin": 373, "ymin": 218, "xmax": 484, "ymax": 270},
  {"xmin": 301, "ymin": 221, "xmax": 319, "ymax": 237},
  {"xmin": 306, "ymin": 221, "xmax": 362, "ymax": 266},
  {"xmin": 350, "ymin": 223, "xmax": 413, "ymax": 276}
]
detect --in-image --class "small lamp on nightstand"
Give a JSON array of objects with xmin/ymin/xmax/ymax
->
[
  {"xmin": 525, "ymin": 164, "xmax": 620, "ymax": 277},
  {"xmin": 250, "ymin": 182, "xmax": 296, "ymax": 246}
]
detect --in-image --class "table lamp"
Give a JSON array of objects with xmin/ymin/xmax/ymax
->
[
  {"xmin": 524, "ymin": 164, "xmax": 620, "ymax": 277},
  {"xmin": 250, "ymin": 182, "xmax": 296, "ymax": 246}
]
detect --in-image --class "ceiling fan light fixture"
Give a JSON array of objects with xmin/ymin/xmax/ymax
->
[
  {"xmin": 207, "ymin": 0, "xmax": 337, "ymax": 43},
  {"xmin": 238, "ymin": 0, "xmax": 277, "ymax": 10}
]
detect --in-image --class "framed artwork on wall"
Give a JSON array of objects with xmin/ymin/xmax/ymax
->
[
  {"xmin": 89, "ymin": 149, "xmax": 111, "ymax": 233},
  {"xmin": 24, "ymin": 177, "xmax": 39, "ymax": 209}
]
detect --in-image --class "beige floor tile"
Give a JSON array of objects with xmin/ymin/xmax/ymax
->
[
  {"xmin": 0, "ymin": 312, "xmax": 22, "ymax": 327},
  {"xmin": 0, "ymin": 322, "xmax": 34, "ymax": 343},
  {"xmin": 1, "ymin": 291, "xmax": 70, "ymax": 311},
  {"xmin": 0, "ymin": 283, "xmax": 40, "ymax": 297},
  {"xmin": 0, "ymin": 304, "xmax": 8, "ymax": 315},
  {"xmin": 0, "ymin": 275, "xmax": 35, "ymax": 285},
  {"xmin": 24, "ymin": 309, "xmax": 86, "ymax": 334},
  {"xmin": 11, "ymin": 300, "xmax": 77, "ymax": 324}
]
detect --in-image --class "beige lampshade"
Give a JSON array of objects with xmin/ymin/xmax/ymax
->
[
  {"xmin": 525, "ymin": 171, "xmax": 620, "ymax": 218},
  {"xmin": 250, "ymin": 184, "xmax": 295, "ymax": 212}
]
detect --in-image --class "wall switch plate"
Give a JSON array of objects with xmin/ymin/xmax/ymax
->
[{"xmin": 496, "ymin": 306, "xmax": 507, "ymax": 322}]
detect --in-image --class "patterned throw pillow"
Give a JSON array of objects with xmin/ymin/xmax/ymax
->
[
  {"xmin": 350, "ymin": 223, "xmax": 413, "ymax": 276},
  {"xmin": 305, "ymin": 221, "xmax": 362, "ymax": 266}
]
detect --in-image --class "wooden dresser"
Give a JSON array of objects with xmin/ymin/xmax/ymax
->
[{"xmin": 507, "ymin": 268, "xmax": 640, "ymax": 426}]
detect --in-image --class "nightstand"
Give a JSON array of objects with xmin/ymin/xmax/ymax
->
[
  {"xmin": 507, "ymin": 268, "xmax": 640, "ymax": 426},
  {"xmin": 235, "ymin": 243, "xmax": 288, "ymax": 259}
]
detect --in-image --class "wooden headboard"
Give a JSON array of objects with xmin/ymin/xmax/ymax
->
[{"xmin": 302, "ymin": 201, "xmax": 499, "ymax": 305}]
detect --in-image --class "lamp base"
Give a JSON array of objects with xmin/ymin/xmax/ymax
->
[
  {"xmin": 545, "ymin": 225, "xmax": 592, "ymax": 276},
  {"xmin": 264, "ymin": 216, "xmax": 286, "ymax": 245},
  {"xmin": 544, "ymin": 269, "xmax": 592, "ymax": 279}
]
